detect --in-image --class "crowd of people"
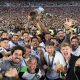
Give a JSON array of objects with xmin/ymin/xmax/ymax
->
[
  {"xmin": 0, "ymin": 1, "xmax": 80, "ymax": 31},
  {"xmin": 0, "ymin": 1, "xmax": 80, "ymax": 80}
]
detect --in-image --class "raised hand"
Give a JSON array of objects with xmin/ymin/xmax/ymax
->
[
  {"xmin": 55, "ymin": 64, "xmax": 65, "ymax": 73},
  {"xmin": 5, "ymin": 68, "xmax": 18, "ymax": 77},
  {"xmin": 64, "ymin": 18, "xmax": 74, "ymax": 29}
]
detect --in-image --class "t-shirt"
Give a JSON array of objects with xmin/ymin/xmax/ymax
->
[{"xmin": 19, "ymin": 66, "xmax": 42, "ymax": 80}]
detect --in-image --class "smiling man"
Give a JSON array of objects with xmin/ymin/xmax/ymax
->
[{"xmin": 1, "ymin": 46, "xmax": 25, "ymax": 80}]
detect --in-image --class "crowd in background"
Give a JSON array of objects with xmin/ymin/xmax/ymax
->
[
  {"xmin": 0, "ymin": 1, "xmax": 80, "ymax": 31},
  {"xmin": 0, "ymin": 1, "xmax": 80, "ymax": 80}
]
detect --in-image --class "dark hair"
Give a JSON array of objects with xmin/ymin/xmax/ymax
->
[
  {"xmin": 11, "ymin": 46, "xmax": 25, "ymax": 55},
  {"xmin": 29, "ymin": 11, "xmax": 38, "ymax": 21},
  {"xmin": 45, "ymin": 40, "xmax": 54, "ymax": 46},
  {"xmin": 28, "ymin": 55, "xmax": 38, "ymax": 63},
  {"xmin": 31, "ymin": 36, "xmax": 39, "ymax": 42},
  {"xmin": 51, "ymin": 37, "xmax": 59, "ymax": 42},
  {"xmin": 0, "ymin": 38, "xmax": 8, "ymax": 42},
  {"xmin": 1, "ymin": 31, "xmax": 8, "ymax": 36},
  {"xmin": 11, "ymin": 34, "xmax": 19, "ymax": 39},
  {"xmin": 22, "ymin": 31, "xmax": 29, "ymax": 35},
  {"xmin": 71, "ymin": 36, "xmax": 79, "ymax": 41},
  {"xmin": 25, "ymin": 45, "xmax": 31, "ymax": 49}
]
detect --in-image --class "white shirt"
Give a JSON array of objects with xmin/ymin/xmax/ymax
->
[
  {"xmin": 31, "ymin": 46, "xmax": 45, "ymax": 60},
  {"xmin": 49, "ymin": 56, "xmax": 53, "ymax": 63},
  {"xmin": 44, "ymin": 51, "xmax": 66, "ymax": 67},
  {"xmin": 72, "ymin": 46, "xmax": 80, "ymax": 56},
  {"xmin": 22, "ymin": 69, "xmax": 42, "ymax": 80},
  {"xmin": 8, "ymin": 41, "xmax": 16, "ymax": 49},
  {"xmin": 44, "ymin": 51, "xmax": 66, "ymax": 79},
  {"xmin": 39, "ymin": 42, "xmax": 45, "ymax": 48}
]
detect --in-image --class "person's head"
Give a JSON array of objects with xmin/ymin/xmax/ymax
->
[
  {"xmin": 16, "ymin": 31, "xmax": 22, "ymax": 39},
  {"xmin": 61, "ymin": 43, "xmax": 72, "ymax": 60},
  {"xmin": 0, "ymin": 38, "xmax": 9, "ymax": 49},
  {"xmin": 37, "ymin": 46, "xmax": 44, "ymax": 54},
  {"xmin": 45, "ymin": 32, "xmax": 51, "ymax": 41},
  {"xmin": 45, "ymin": 41, "xmax": 55, "ymax": 56},
  {"xmin": 11, "ymin": 34, "xmax": 19, "ymax": 43},
  {"xmin": 57, "ymin": 30, "xmax": 65, "ymax": 40},
  {"xmin": 11, "ymin": 46, "xmax": 25, "ymax": 63},
  {"xmin": 27, "ymin": 56, "xmax": 37, "ymax": 73},
  {"xmin": 25, "ymin": 45, "xmax": 31, "ymax": 57},
  {"xmin": 31, "ymin": 36, "xmax": 39, "ymax": 49},
  {"xmin": 71, "ymin": 36, "xmax": 79, "ymax": 51},
  {"xmin": 29, "ymin": 11, "xmax": 38, "ymax": 21},
  {"xmin": 50, "ymin": 38, "xmax": 59, "ymax": 48},
  {"xmin": 1, "ymin": 31, "xmax": 8, "ymax": 39},
  {"xmin": 23, "ymin": 32, "xmax": 30, "ymax": 42}
]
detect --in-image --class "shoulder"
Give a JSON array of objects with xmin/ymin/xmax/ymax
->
[
  {"xmin": 55, "ymin": 51, "xmax": 63, "ymax": 57},
  {"xmin": 55, "ymin": 51, "xmax": 66, "ymax": 66},
  {"xmin": 44, "ymin": 52, "xmax": 48, "ymax": 58},
  {"xmin": 2, "ymin": 60, "xmax": 10, "ymax": 64},
  {"xmin": 54, "ymin": 51, "xmax": 64, "ymax": 60},
  {"xmin": 78, "ymin": 46, "xmax": 80, "ymax": 48},
  {"xmin": 20, "ymin": 58, "xmax": 27, "ymax": 67},
  {"xmin": 1, "ymin": 60, "xmax": 11, "ymax": 70},
  {"xmin": 8, "ymin": 41, "xmax": 12, "ymax": 44},
  {"xmin": 71, "ymin": 54, "xmax": 79, "ymax": 59},
  {"xmin": 36, "ymin": 68, "xmax": 42, "ymax": 77},
  {"xmin": 75, "ymin": 46, "xmax": 80, "ymax": 51},
  {"xmin": 70, "ymin": 54, "xmax": 79, "ymax": 62},
  {"xmin": 77, "ymin": 46, "xmax": 80, "ymax": 51},
  {"xmin": 8, "ymin": 41, "xmax": 15, "ymax": 45}
]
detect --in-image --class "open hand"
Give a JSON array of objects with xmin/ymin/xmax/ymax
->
[
  {"xmin": 5, "ymin": 68, "xmax": 18, "ymax": 77},
  {"xmin": 55, "ymin": 64, "xmax": 65, "ymax": 73},
  {"xmin": 64, "ymin": 18, "xmax": 74, "ymax": 29}
]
